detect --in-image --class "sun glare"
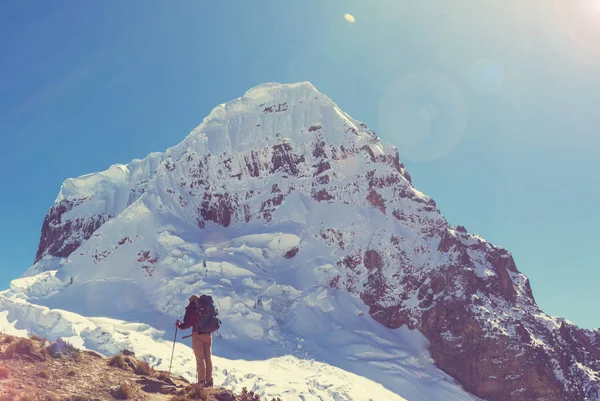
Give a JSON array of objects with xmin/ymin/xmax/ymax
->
[
  {"xmin": 344, "ymin": 14, "xmax": 356, "ymax": 23},
  {"xmin": 555, "ymin": 0, "xmax": 600, "ymax": 53}
]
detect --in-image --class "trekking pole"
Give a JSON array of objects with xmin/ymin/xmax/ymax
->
[{"xmin": 169, "ymin": 325, "xmax": 178, "ymax": 374}]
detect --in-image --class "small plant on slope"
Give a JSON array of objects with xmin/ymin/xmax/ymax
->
[
  {"xmin": 47, "ymin": 338, "xmax": 79, "ymax": 360},
  {"xmin": 1, "ymin": 337, "xmax": 45, "ymax": 361},
  {"xmin": 133, "ymin": 360, "xmax": 153, "ymax": 376},
  {"xmin": 236, "ymin": 388, "xmax": 260, "ymax": 401},
  {"xmin": 112, "ymin": 383, "xmax": 134, "ymax": 400},
  {"xmin": 28, "ymin": 334, "xmax": 46, "ymax": 343},
  {"xmin": 169, "ymin": 383, "xmax": 207, "ymax": 400},
  {"xmin": 108, "ymin": 354, "xmax": 128, "ymax": 370}
]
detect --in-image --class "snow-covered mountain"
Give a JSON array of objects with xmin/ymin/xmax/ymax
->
[{"xmin": 2, "ymin": 82, "xmax": 599, "ymax": 400}]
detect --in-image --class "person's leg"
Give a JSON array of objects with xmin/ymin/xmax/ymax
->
[
  {"xmin": 201, "ymin": 334, "xmax": 213, "ymax": 385},
  {"xmin": 192, "ymin": 333, "xmax": 206, "ymax": 383}
]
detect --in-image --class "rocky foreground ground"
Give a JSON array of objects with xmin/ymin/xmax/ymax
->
[{"xmin": 0, "ymin": 334, "xmax": 280, "ymax": 401}]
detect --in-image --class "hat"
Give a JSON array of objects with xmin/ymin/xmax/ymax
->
[{"xmin": 188, "ymin": 295, "xmax": 199, "ymax": 302}]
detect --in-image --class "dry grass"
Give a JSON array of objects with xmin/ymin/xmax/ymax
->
[
  {"xmin": 236, "ymin": 388, "xmax": 260, "ymax": 401},
  {"xmin": 0, "ymin": 334, "xmax": 274, "ymax": 401},
  {"xmin": 15, "ymin": 395, "xmax": 38, "ymax": 401},
  {"xmin": 0, "ymin": 338, "xmax": 45, "ymax": 361},
  {"xmin": 108, "ymin": 354, "xmax": 128, "ymax": 370},
  {"xmin": 35, "ymin": 371, "xmax": 49, "ymax": 379},
  {"xmin": 112, "ymin": 383, "xmax": 134, "ymax": 400},
  {"xmin": 46, "ymin": 338, "xmax": 79, "ymax": 360},
  {"xmin": 170, "ymin": 383, "xmax": 207, "ymax": 400},
  {"xmin": 0, "ymin": 388, "xmax": 18, "ymax": 401},
  {"xmin": 157, "ymin": 370, "xmax": 171, "ymax": 380},
  {"xmin": 28, "ymin": 334, "xmax": 46, "ymax": 343},
  {"xmin": 133, "ymin": 360, "xmax": 153, "ymax": 376},
  {"xmin": 65, "ymin": 396, "xmax": 91, "ymax": 401},
  {"xmin": 0, "ymin": 363, "xmax": 9, "ymax": 379},
  {"xmin": 40, "ymin": 395, "xmax": 60, "ymax": 401},
  {"xmin": 0, "ymin": 390, "xmax": 12, "ymax": 401}
]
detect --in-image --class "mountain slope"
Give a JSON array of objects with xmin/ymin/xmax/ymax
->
[{"xmin": 5, "ymin": 82, "xmax": 600, "ymax": 400}]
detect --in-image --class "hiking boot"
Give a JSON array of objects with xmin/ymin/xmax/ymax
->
[{"xmin": 204, "ymin": 380, "xmax": 213, "ymax": 387}]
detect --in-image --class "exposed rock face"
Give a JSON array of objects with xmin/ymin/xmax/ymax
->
[
  {"xmin": 31, "ymin": 82, "xmax": 600, "ymax": 400},
  {"xmin": 35, "ymin": 197, "xmax": 109, "ymax": 263}
]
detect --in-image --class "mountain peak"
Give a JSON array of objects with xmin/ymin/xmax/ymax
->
[
  {"xmin": 241, "ymin": 81, "xmax": 320, "ymax": 101},
  {"xmin": 174, "ymin": 81, "xmax": 381, "ymax": 157}
]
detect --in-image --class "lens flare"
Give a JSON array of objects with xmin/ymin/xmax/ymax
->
[
  {"xmin": 469, "ymin": 59, "xmax": 505, "ymax": 95},
  {"xmin": 378, "ymin": 72, "xmax": 467, "ymax": 162},
  {"xmin": 344, "ymin": 14, "xmax": 356, "ymax": 23}
]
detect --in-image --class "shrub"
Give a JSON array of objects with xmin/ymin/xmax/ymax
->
[
  {"xmin": 0, "ymin": 363, "xmax": 9, "ymax": 379},
  {"xmin": 133, "ymin": 360, "xmax": 153, "ymax": 376},
  {"xmin": 157, "ymin": 370, "xmax": 171, "ymax": 380},
  {"xmin": 1, "ymin": 342, "xmax": 17, "ymax": 359},
  {"xmin": 1, "ymin": 338, "xmax": 43, "ymax": 360},
  {"xmin": 210, "ymin": 388, "xmax": 235, "ymax": 401},
  {"xmin": 2, "ymin": 336, "xmax": 14, "ymax": 344},
  {"xmin": 28, "ymin": 334, "xmax": 46, "ymax": 342},
  {"xmin": 171, "ymin": 384, "xmax": 206, "ymax": 400},
  {"xmin": 112, "ymin": 383, "xmax": 134, "ymax": 400},
  {"xmin": 237, "ymin": 388, "xmax": 260, "ymax": 401},
  {"xmin": 67, "ymin": 369, "xmax": 76, "ymax": 377},
  {"xmin": 186, "ymin": 384, "xmax": 206, "ymax": 400},
  {"xmin": 108, "ymin": 354, "xmax": 128, "ymax": 370},
  {"xmin": 16, "ymin": 395, "xmax": 39, "ymax": 401},
  {"xmin": 47, "ymin": 338, "xmax": 79, "ymax": 359}
]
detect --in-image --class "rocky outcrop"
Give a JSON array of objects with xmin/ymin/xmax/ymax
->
[
  {"xmin": 35, "ymin": 197, "xmax": 109, "ymax": 263},
  {"xmin": 337, "ymin": 224, "xmax": 600, "ymax": 400}
]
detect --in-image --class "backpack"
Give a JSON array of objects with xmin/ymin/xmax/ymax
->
[{"xmin": 192, "ymin": 294, "xmax": 221, "ymax": 334}]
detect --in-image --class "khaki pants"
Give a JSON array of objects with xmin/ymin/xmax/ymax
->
[{"xmin": 191, "ymin": 333, "xmax": 212, "ymax": 383}]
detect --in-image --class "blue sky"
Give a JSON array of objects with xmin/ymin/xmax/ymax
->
[{"xmin": 1, "ymin": 1, "xmax": 598, "ymax": 328}]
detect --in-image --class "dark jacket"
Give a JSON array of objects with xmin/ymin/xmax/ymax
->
[{"xmin": 178, "ymin": 302, "xmax": 198, "ymax": 331}]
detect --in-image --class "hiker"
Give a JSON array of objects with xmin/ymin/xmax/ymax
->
[{"xmin": 176, "ymin": 294, "xmax": 220, "ymax": 387}]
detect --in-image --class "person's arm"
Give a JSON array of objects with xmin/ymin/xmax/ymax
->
[{"xmin": 177, "ymin": 305, "xmax": 195, "ymax": 330}]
